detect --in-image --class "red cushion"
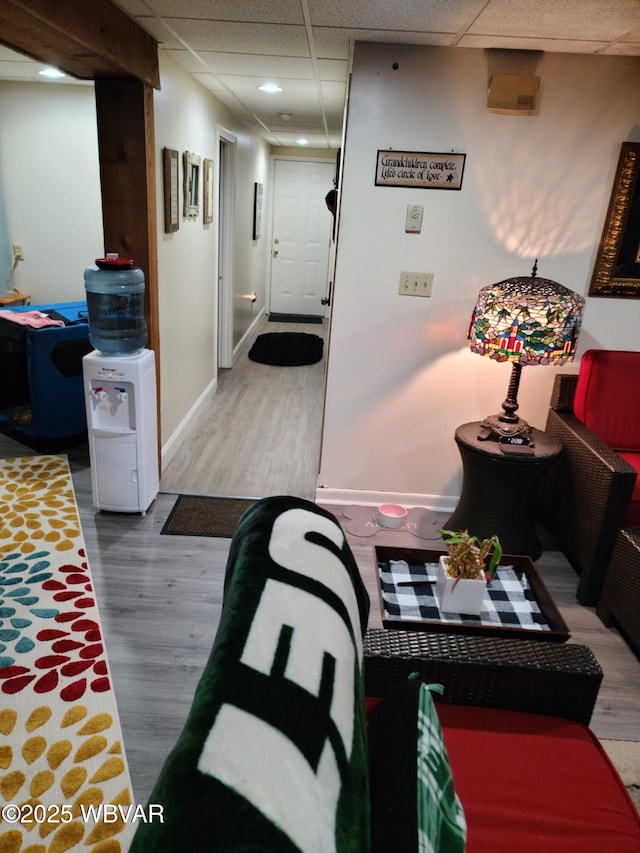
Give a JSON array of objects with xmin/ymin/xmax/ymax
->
[
  {"xmin": 573, "ymin": 350, "xmax": 640, "ymax": 451},
  {"xmin": 437, "ymin": 704, "xmax": 640, "ymax": 852},
  {"xmin": 619, "ymin": 451, "xmax": 640, "ymax": 525}
]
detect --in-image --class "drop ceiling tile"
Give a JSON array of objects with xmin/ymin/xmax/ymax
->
[
  {"xmin": 111, "ymin": 0, "xmax": 152, "ymax": 17},
  {"xmin": 269, "ymin": 133, "xmax": 337, "ymax": 148},
  {"xmin": 320, "ymin": 80, "xmax": 347, "ymax": 102},
  {"xmin": 458, "ymin": 34, "xmax": 608, "ymax": 53},
  {"xmin": 138, "ymin": 0, "xmax": 304, "ymax": 25},
  {"xmin": 254, "ymin": 107, "xmax": 325, "ymax": 128},
  {"xmin": 167, "ymin": 19, "xmax": 310, "ymax": 56},
  {"xmin": 217, "ymin": 75, "xmax": 321, "ymax": 98},
  {"xmin": 470, "ymin": 0, "xmax": 640, "ymax": 42},
  {"xmin": 311, "ymin": 27, "xmax": 454, "ymax": 60},
  {"xmin": 167, "ymin": 50, "xmax": 318, "ymax": 79},
  {"xmin": 307, "ymin": 0, "xmax": 486, "ymax": 32},
  {"xmin": 603, "ymin": 42, "xmax": 640, "ymax": 55},
  {"xmin": 317, "ymin": 58, "xmax": 350, "ymax": 82},
  {"xmin": 129, "ymin": 16, "xmax": 183, "ymax": 48}
]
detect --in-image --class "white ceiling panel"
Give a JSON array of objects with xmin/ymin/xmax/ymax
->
[
  {"xmin": 307, "ymin": 0, "xmax": 487, "ymax": 33},
  {"xmin": 311, "ymin": 27, "xmax": 455, "ymax": 60},
  {"xmin": 470, "ymin": 0, "xmax": 640, "ymax": 42},
  {"xmin": 167, "ymin": 50, "xmax": 315, "ymax": 79},
  {"xmin": 136, "ymin": 0, "xmax": 305, "ymax": 25},
  {"xmin": 603, "ymin": 42, "xmax": 640, "ymax": 56},
  {"xmin": 7, "ymin": 1, "xmax": 640, "ymax": 150},
  {"xmin": 458, "ymin": 35, "xmax": 610, "ymax": 54},
  {"xmin": 111, "ymin": 0, "xmax": 152, "ymax": 16},
  {"xmin": 217, "ymin": 76, "xmax": 315, "ymax": 96},
  {"xmin": 166, "ymin": 20, "xmax": 310, "ymax": 56}
]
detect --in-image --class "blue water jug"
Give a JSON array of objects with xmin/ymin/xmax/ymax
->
[{"xmin": 84, "ymin": 254, "xmax": 147, "ymax": 356}]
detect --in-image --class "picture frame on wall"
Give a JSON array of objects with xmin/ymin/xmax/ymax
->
[
  {"xmin": 203, "ymin": 158, "xmax": 214, "ymax": 225},
  {"xmin": 253, "ymin": 182, "xmax": 263, "ymax": 240},
  {"xmin": 183, "ymin": 150, "xmax": 201, "ymax": 219},
  {"xmin": 589, "ymin": 141, "xmax": 640, "ymax": 298},
  {"xmin": 162, "ymin": 148, "xmax": 179, "ymax": 233}
]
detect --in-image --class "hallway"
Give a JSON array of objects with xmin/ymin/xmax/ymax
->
[{"xmin": 160, "ymin": 316, "xmax": 327, "ymax": 500}]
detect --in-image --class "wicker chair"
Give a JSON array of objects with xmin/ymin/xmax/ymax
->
[
  {"xmin": 597, "ymin": 528, "xmax": 640, "ymax": 657},
  {"xmin": 540, "ymin": 351, "xmax": 640, "ymax": 607},
  {"xmin": 363, "ymin": 629, "xmax": 603, "ymax": 725}
]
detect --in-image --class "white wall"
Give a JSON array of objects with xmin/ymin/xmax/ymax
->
[
  {"xmin": 0, "ymin": 81, "xmax": 102, "ymax": 302},
  {"xmin": 0, "ymin": 63, "xmax": 272, "ymax": 469},
  {"xmin": 319, "ymin": 43, "xmax": 640, "ymax": 509},
  {"xmin": 154, "ymin": 54, "xmax": 270, "ymax": 461}
]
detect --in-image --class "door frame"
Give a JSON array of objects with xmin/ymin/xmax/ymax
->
[
  {"xmin": 266, "ymin": 154, "xmax": 335, "ymax": 320},
  {"xmin": 217, "ymin": 128, "xmax": 237, "ymax": 369}
]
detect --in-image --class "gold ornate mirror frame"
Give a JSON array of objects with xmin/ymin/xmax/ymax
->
[{"xmin": 590, "ymin": 141, "xmax": 640, "ymax": 298}]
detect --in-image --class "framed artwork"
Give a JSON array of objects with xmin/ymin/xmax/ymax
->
[
  {"xmin": 203, "ymin": 158, "xmax": 214, "ymax": 225},
  {"xmin": 253, "ymin": 182, "xmax": 263, "ymax": 240},
  {"xmin": 162, "ymin": 148, "xmax": 179, "ymax": 233},
  {"xmin": 183, "ymin": 151, "xmax": 201, "ymax": 219},
  {"xmin": 590, "ymin": 142, "xmax": 640, "ymax": 298}
]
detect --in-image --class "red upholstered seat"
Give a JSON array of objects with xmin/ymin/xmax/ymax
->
[
  {"xmin": 573, "ymin": 349, "xmax": 640, "ymax": 450},
  {"xmin": 573, "ymin": 349, "xmax": 640, "ymax": 524},
  {"xmin": 438, "ymin": 704, "xmax": 640, "ymax": 853}
]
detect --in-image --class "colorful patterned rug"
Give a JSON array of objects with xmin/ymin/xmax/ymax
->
[{"xmin": 0, "ymin": 455, "xmax": 135, "ymax": 852}]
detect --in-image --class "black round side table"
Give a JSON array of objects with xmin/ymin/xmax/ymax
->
[{"xmin": 444, "ymin": 421, "xmax": 562, "ymax": 561}]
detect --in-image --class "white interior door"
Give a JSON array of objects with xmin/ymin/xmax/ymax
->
[{"xmin": 269, "ymin": 159, "xmax": 334, "ymax": 317}]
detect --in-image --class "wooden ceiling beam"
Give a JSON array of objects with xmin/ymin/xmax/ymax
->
[{"xmin": 0, "ymin": 0, "xmax": 159, "ymax": 88}]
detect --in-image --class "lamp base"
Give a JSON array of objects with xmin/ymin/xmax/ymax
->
[{"xmin": 477, "ymin": 413, "xmax": 535, "ymax": 447}]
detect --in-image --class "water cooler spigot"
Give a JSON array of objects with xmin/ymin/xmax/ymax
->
[
  {"xmin": 91, "ymin": 387, "xmax": 106, "ymax": 401},
  {"xmin": 115, "ymin": 386, "xmax": 128, "ymax": 402}
]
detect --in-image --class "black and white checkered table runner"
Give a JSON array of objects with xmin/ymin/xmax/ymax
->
[{"xmin": 379, "ymin": 559, "xmax": 550, "ymax": 631}]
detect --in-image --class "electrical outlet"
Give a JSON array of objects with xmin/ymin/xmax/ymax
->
[
  {"xmin": 399, "ymin": 271, "xmax": 433, "ymax": 297},
  {"xmin": 12, "ymin": 244, "xmax": 24, "ymax": 261}
]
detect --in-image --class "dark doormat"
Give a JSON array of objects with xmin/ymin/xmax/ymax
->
[
  {"xmin": 248, "ymin": 332, "xmax": 323, "ymax": 366},
  {"xmin": 268, "ymin": 313, "xmax": 323, "ymax": 324},
  {"xmin": 161, "ymin": 495, "xmax": 255, "ymax": 538}
]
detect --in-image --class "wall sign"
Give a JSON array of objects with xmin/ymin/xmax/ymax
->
[{"xmin": 375, "ymin": 150, "xmax": 466, "ymax": 190}]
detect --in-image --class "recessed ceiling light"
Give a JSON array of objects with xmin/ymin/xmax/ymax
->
[
  {"xmin": 39, "ymin": 66, "xmax": 66, "ymax": 79},
  {"xmin": 296, "ymin": 138, "xmax": 309, "ymax": 146},
  {"xmin": 279, "ymin": 112, "xmax": 293, "ymax": 121},
  {"xmin": 258, "ymin": 82, "xmax": 282, "ymax": 93}
]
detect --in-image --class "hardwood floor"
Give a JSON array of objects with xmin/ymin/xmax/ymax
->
[
  {"xmin": 160, "ymin": 315, "xmax": 327, "ymax": 500},
  {"xmin": 1, "ymin": 318, "xmax": 639, "ymax": 806}
]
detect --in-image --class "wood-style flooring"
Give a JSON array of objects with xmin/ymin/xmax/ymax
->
[
  {"xmin": 1, "ymin": 314, "xmax": 639, "ymax": 807},
  {"xmin": 160, "ymin": 316, "xmax": 327, "ymax": 499}
]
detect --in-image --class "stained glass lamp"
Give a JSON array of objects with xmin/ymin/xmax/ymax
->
[{"xmin": 468, "ymin": 261, "xmax": 585, "ymax": 446}]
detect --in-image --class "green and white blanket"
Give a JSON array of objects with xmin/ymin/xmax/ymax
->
[{"xmin": 131, "ymin": 496, "xmax": 371, "ymax": 852}]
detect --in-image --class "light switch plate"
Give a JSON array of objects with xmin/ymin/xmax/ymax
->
[
  {"xmin": 405, "ymin": 204, "xmax": 424, "ymax": 233},
  {"xmin": 399, "ymin": 272, "xmax": 433, "ymax": 296}
]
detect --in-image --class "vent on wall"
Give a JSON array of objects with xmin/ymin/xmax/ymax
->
[{"xmin": 488, "ymin": 74, "xmax": 541, "ymax": 115}]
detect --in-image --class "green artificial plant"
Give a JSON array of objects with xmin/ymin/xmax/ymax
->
[{"xmin": 438, "ymin": 528, "xmax": 502, "ymax": 587}]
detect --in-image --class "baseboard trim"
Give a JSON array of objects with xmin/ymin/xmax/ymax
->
[
  {"xmin": 161, "ymin": 310, "xmax": 265, "ymax": 471},
  {"xmin": 233, "ymin": 309, "xmax": 265, "ymax": 359},
  {"xmin": 161, "ymin": 376, "xmax": 218, "ymax": 470},
  {"xmin": 315, "ymin": 486, "xmax": 458, "ymax": 514}
]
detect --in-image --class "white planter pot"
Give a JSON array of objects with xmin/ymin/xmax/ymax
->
[{"xmin": 435, "ymin": 556, "xmax": 487, "ymax": 615}]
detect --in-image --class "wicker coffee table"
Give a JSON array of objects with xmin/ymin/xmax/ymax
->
[{"xmin": 375, "ymin": 545, "xmax": 570, "ymax": 642}]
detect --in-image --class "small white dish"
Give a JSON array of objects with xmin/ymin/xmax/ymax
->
[{"xmin": 375, "ymin": 503, "xmax": 408, "ymax": 529}]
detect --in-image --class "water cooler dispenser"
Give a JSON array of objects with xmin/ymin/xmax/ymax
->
[{"xmin": 83, "ymin": 349, "xmax": 158, "ymax": 513}]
